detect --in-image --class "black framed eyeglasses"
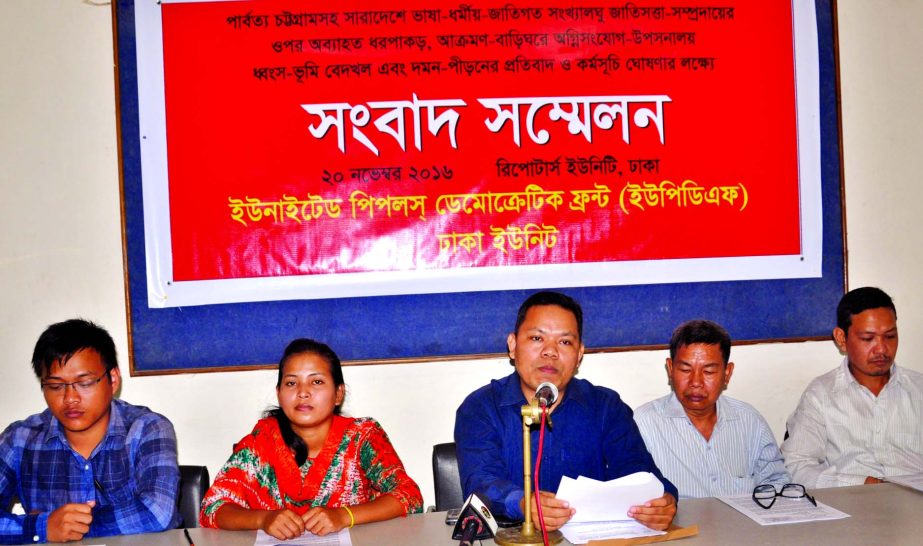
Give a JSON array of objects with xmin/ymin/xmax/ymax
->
[{"xmin": 752, "ymin": 483, "xmax": 817, "ymax": 509}]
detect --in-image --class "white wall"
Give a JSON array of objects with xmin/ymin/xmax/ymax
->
[{"xmin": 1, "ymin": 0, "xmax": 921, "ymax": 508}]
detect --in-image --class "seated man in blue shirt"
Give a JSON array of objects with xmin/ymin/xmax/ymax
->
[
  {"xmin": 455, "ymin": 291, "xmax": 677, "ymax": 532},
  {"xmin": 0, "ymin": 319, "xmax": 180, "ymax": 544},
  {"xmin": 633, "ymin": 320, "xmax": 789, "ymax": 498}
]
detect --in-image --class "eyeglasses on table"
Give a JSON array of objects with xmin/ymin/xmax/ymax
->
[{"xmin": 752, "ymin": 483, "xmax": 817, "ymax": 509}]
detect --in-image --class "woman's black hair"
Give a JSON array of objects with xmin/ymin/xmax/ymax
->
[{"xmin": 265, "ymin": 338, "xmax": 345, "ymax": 466}]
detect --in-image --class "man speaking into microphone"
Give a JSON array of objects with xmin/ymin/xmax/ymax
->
[{"xmin": 454, "ymin": 291, "xmax": 677, "ymax": 532}]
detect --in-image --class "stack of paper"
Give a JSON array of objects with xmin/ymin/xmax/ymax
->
[{"xmin": 556, "ymin": 472, "xmax": 667, "ymax": 544}]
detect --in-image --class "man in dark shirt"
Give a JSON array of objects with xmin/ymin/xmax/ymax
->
[{"xmin": 455, "ymin": 291, "xmax": 677, "ymax": 531}]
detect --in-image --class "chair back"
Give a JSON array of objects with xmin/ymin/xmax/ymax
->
[
  {"xmin": 177, "ymin": 465, "xmax": 210, "ymax": 528},
  {"xmin": 432, "ymin": 442, "xmax": 464, "ymax": 511}
]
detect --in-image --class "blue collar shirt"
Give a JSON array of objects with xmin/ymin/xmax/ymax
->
[
  {"xmin": 455, "ymin": 372, "xmax": 677, "ymax": 520},
  {"xmin": 0, "ymin": 398, "xmax": 180, "ymax": 544}
]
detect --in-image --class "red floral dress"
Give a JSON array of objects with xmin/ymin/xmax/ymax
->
[{"xmin": 200, "ymin": 415, "xmax": 423, "ymax": 527}]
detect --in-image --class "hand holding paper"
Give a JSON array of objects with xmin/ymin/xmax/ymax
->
[
  {"xmin": 627, "ymin": 491, "xmax": 677, "ymax": 531},
  {"xmin": 555, "ymin": 472, "xmax": 668, "ymax": 544},
  {"xmin": 556, "ymin": 472, "xmax": 665, "ymax": 523},
  {"xmin": 521, "ymin": 490, "xmax": 576, "ymax": 531}
]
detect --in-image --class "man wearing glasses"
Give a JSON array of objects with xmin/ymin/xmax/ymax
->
[
  {"xmin": 0, "ymin": 319, "xmax": 180, "ymax": 544},
  {"xmin": 634, "ymin": 320, "xmax": 790, "ymax": 498},
  {"xmin": 782, "ymin": 287, "xmax": 923, "ymax": 487}
]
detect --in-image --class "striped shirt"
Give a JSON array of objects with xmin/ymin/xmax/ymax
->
[
  {"xmin": 634, "ymin": 393, "xmax": 789, "ymax": 499},
  {"xmin": 782, "ymin": 359, "xmax": 923, "ymax": 488},
  {"xmin": 0, "ymin": 399, "xmax": 180, "ymax": 544}
]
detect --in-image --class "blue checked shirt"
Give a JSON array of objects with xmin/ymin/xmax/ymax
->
[
  {"xmin": 455, "ymin": 372, "xmax": 677, "ymax": 520},
  {"xmin": 0, "ymin": 399, "xmax": 180, "ymax": 544}
]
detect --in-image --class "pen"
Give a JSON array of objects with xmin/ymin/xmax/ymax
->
[
  {"xmin": 93, "ymin": 478, "xmax": 106, "ymax": 503},
  {"xmin": 183, "ymin": 528, "xmax": 195, "ymax": 546}
]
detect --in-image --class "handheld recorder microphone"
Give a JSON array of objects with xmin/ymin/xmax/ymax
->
[{"xmin": 451, "ymin": 493, "xmax": 498, "ymax": 545}]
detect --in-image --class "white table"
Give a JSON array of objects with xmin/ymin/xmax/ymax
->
[{"xmin": 15, "ymin": 483, "xmax": 923, "ymax": 545}]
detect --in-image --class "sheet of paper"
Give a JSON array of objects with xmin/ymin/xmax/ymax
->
[
  {"xmin": 718, "ymin": 494, "xmax": 849, "ymax": 525},
  {"xmin": 560, "ymin": 520, "xmax": 665, "ymax": 544},
  {"xmin": 887, "ymin": 474, "xmax": 923, "ymax": 492},
  {"xmin": 556, "ymin": 472, "xmax": 665, "ymax": 523},
  {"xmin": 253, "ymin": 528, "xmax": 352, "ymax": 546}
]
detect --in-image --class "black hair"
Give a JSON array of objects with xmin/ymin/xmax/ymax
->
[
  {"xmin": 836, "ymin": 287, "xmax": 896, "ymax": 334},
  {"xmin": 509, "ymin": 291, "xmax": 583, "ymax": 366},
  {"xmin": 31, "ymin": 318, "xmax": 118, "ymax": 380},
  {"xmin": 514, "ymin": 291, "xmax": 583, "ymax": 340},
  {"xmin": 265, "ymin": 338, "xmax": 345, "ymax": 467},
  {"xmin": 669, "ymin": 319, "xmax": 732, "ymax": 365}
]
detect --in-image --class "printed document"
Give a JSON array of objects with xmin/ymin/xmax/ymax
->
[
  {"xmin": 719, "ymin": 494, "xmax": 849, "ymax": 525},
  {"xmin": 254, "ymin": 528, "xmax": 352, "ymax": 546}
]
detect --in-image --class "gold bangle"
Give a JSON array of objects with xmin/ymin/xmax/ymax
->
[{"xmin": 342, "ymin": 505, "xmax": 355, "ymax": 528}]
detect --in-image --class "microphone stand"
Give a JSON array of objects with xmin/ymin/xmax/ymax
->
[{"xmin": 494, "ymin": 398, "xmax": 563, "ymax": 546}]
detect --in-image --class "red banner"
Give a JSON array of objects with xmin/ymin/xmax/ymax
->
[{"xmin": 160, "ymin": 0, "xmax": 799, "ymax": 282}]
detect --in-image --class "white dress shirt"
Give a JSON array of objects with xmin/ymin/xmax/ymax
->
[
  {"xmin": 782, "ymin": 359, "xmax": 923, "ymax": 487},
  {"xmin": 634, "ymin": 393, "xmax": 790, "ymax": 499}
]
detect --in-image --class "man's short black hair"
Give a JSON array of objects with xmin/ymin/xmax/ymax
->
[
  {"xmin": 31, "ymin": 319, "xmax": 118, "ymax": 379},
  {"xmin": 669, "ymin": 319, "xmax": 731, "ymax": 364},
  {"xmin": 836, "ymin": 287, "xmax": 896, "ymax": 334},
  {"xmin": 514, "ymin": 291, "xmax": 583, "ymax": 341}
]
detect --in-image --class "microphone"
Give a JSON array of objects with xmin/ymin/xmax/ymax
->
[
  {"xmin": 457, "ymin": 515, "xmax": 481, "ymax": 546},
  {"xmin": 534, "ymin": 382, "xmax": 558, "ymax": 407},
  {"xmin": 451, "ymin": 493, "xmax": 497, "ymax": 545}
]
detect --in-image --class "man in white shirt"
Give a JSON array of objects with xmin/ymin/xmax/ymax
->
[
  {"xmin": 635, "ymin": 320, "xmax": 789, "ymax": 498},
  {"xmin": 782, "ymin": 287, "xmax": 923, "ymax": 487}
]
